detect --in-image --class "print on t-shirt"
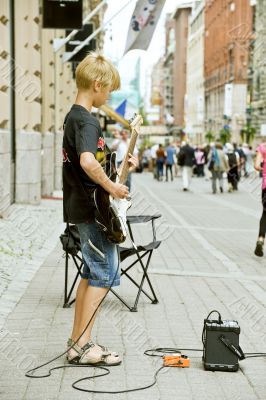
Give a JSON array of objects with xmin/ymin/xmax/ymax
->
[{"xmin": 62, "ymin": 148, "xmax": 70, "ymax": 163}]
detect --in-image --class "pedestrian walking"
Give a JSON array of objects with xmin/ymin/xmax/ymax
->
[
  {"xmin": 208, "ymin": 143, "xmax": 228, "ymax": 194},
  {"xmin": 233, "ymin": 143, "xmax": 246, "ymax": 178},
  {"xmin": 151, "ymin": 143, "xmax": 159, "ymax": 179},
  {"xmin": 178, "ymin": 141, "xmax": 195, "ymax": 191},
  {"xmin": 243, "ymin": 143, "xmax": 255, "ymax": 176},
  {"xmin": 111, "ymin": 129, "xmax": 138, "ymax": 191},
  {"xmin": 142, "ymin": 146, "xmax": 151, "ymax": 170},
  {"xmin": 254, "ymin": 142, "xmax": 266, "ymax": 257},
  {"xmin": 194, "ymin": 146, "xmax": 205, "ymax": 177},
  {"xmin": 225, "ymin": 143, "xmax": 240, "ymax": 192},
  {"xmin": 156, "ymin": 144, "xmax": 166, "ymax": 181},
  {"xmin": 174, "ymin": 142, "xmax": 180, "ymax": 177},
  {"xmin": 165, "ymin": 143, "xmax": 176, "ymax": 181}
]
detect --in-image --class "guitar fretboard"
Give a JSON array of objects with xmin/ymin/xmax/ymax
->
[{"xmin": 119, "ymin": 129, "xmax": 138, "ymax": 184}]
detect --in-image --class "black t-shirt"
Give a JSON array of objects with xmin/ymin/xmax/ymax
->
[{"xmin": 62, "ymin": 104, "xmax": 107, "ymax": 224}]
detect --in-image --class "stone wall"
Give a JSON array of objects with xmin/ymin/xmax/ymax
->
[
  {"xmin": 41, "ymin": 132, "xmax": 54, "ymax": 196},
  {"xmin": 16, "ymin": 131, "xmax": 41, "ymax": 204},
  {"xmin": 0, "ymin": 1, "xmax": 106, "ymax": 211},
  {"xmin": 0, "ymin": 130, "xmax": 11, "ymax": 215}
]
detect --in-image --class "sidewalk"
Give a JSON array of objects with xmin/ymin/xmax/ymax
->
[{"xmin": 1, "ymin": 173, "xmax": 266, "ymax": 400}]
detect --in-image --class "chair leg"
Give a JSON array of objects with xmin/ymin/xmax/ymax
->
[
  {"xmin": 113, "ymin": 250, "xmax": 159, "ymax": 312},
  {"xmin": 121, "ymin": 251, "xmax": 148, "ymax": 275},
  {"xmin": 139, "ymin": 252, "xmax": 159, "ymax": 304},
  {"xmin": 109, "ymin": 289, "xmax": 137, "ymax": 312},
  {"xmin": 64, "ymin": 252, "xmax": 69, "ymax": 307},
  {"xmin": 63, "ymin": 253, "xmax": 83, "ymax": 308},
  {"xmin": 121, "ymin": 251, "xmax": 156, "ymax": 302},
  {"xmin": 132, "ymin": 251, "xmax": 152, "ymax": 311},
  {"xmin": 121, "ymin": 268, "xmax": 155, "ymax": 302}
]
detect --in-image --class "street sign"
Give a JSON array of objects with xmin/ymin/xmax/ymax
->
[
  {"xmin": 42, "ymin": 0, "xmax": 83, "ymax": 29},
  {"xmin": 66, "ymin": 24, "xmax": 96, "ymax": 63},
  {"xmin": 65, "ymin": 24, "xmax": 96, "ymax": 62}
]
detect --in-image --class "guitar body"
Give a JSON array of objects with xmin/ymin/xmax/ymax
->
[
  {"xmin": 93, "ymin": 114, "xmax": 143, "ymax": 244},
  {"xmin": 94, "ymin": 152, "xmax": 132, "ymax": 244}
]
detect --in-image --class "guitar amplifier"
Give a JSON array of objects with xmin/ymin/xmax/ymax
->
[{"xmin": 202, "ymin": 311, "xmax": 245, "ymax": 372}]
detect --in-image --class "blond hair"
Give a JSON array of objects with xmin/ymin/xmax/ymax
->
[{"xmin": 75, "ymin": 52, "xmax": 120, "ymax": 91}]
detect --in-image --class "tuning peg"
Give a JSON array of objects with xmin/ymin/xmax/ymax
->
[{"xmin": 128, "ymin": 113, "xmax": 137, "ymax": 124}]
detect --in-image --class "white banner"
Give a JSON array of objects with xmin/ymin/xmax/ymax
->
[
  {"xmin": 224, "ymin": 83, "xmax": 233, "ymax": 117},
  {"xmin": 197, "ymin": 95, "xmax": 204, "ymax": 122},
  {"xmin": 124, "ymin": 0, "xmax": 166, "ymax": 55},
  {"xmin": 261, "ymin": 124, "xmax": 266, "ymax": 136}
]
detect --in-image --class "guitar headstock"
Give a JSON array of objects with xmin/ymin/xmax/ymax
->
[{"xmin": 129, "ymin": 114, "xmax": 143, "ymax": 134}]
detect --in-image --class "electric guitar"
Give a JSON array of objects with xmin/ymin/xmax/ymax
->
[{"xmin": 94, "ymin": 114, "xmax": 143, "ymax": 244}]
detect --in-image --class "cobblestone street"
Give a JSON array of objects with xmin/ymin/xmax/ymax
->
[
  {"xmin": 1, "ymin": 172, "xmax": 266, "ymax": 400},
  {"xmin": 0, "ymin": 198, "xmax": 64, "ymax": 327}
]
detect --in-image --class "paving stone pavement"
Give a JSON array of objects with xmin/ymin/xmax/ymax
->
[
  {"xmin": 0, "ymin": 172, "xmax": 266, "ymax": 400},
  {"xmin": 0, "ymin": 199, "xmax": 64, "ymax": 327}
]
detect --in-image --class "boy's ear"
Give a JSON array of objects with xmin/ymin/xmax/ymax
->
[{"xmin": 94, "ymin": 81, "xmax": 101, "ymax": 92}]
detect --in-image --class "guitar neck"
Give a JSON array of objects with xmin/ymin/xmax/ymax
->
[{"xmin": 119, "ymin": 128, "xmax": 138, "ymax": 184}]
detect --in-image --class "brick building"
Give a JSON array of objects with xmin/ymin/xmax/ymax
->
[
  {"xmin": 251, "ymin": 0, "xmax": 266, "ymax": 137},
  {"xmin": 204, "ymin": 0, "xmax": 253, "ymax": 142}
]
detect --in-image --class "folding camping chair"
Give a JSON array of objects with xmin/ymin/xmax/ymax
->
[
  {"xmin": 60, "ymin": 214, "xmax": 162, "ymax": 311},
  {"xmin": 110, "ymin": 214, "xmax": 161, "ymax": 311},
  {"xmin": 60, "ymin": 224, "xmax": 83, "ymax": 308}
]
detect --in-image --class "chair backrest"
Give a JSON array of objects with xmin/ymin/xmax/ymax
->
[{"xmin": 60, "ymin": 224, "xmax": 81, "ymax": 255}]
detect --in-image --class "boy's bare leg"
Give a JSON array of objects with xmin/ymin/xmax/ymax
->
[
  {"xmin": 70, "ymin": 278, "xmax": 87, "ymax": 343},
  {"xmin": 70, "ymin": 278, "xmax": 108, "ymax": 347}
]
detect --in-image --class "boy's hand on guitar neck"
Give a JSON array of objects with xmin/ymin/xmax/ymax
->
[
  {"xmin": 117, "ymin": 153, "xmax": 139, "ymax": 176},
  {"xmin": 109, "ymin": 182, "xmax": 129, "ymax": 200},
  {"xmin": 128, "ymin": 153, "xmax": 139, "ymax": 171}
]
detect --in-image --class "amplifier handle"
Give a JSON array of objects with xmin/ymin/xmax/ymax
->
[
  {"xmin": 219, "ymin": 335, "xmax": 245, "ymax": 360},
  {"xmin": 202, "ymin": 310, "xmax": 222, "ymax": 348}
]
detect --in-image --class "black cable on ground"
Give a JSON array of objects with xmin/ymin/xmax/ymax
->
[
  {"xmin": 25, "ymin": 257, "xmax": 266, "ymax": 395},
  {"xmin": 72, "ymin": 366, "xmax": 165, "ymax": 394},
  {"xmin": 25, "ymin": 245, "xmax": 121, "ymax": 379},
  {"xmin": 68, "ymin": 347, "xmax": 266, "ymax": 395}
]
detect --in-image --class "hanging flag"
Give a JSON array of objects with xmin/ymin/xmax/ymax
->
[
  {"xmin": 124, "ymin": 0, "xmax": 166, "ymax": 55},
  {"xmin": 115, "ymin": 99, "xmax": 127, "ymax": 117}
]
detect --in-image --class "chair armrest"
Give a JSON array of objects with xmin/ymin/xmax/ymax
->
[{"xmin": 127, "ymin": 214, "xmax": 162, "ymax": 224}]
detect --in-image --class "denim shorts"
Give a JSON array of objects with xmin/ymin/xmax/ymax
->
[{"xmin": 77, "ymin": 222, "xmax": 120, "ymax": 288}]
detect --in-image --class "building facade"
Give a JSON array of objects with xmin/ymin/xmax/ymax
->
[
  {"xmin": 185, "ymin": 1, "xmax": 205, "ymax": 144},
  {"xmin": 162, "ymin": 5, "xmax": 192, "ymax": 128},
  {"xmin": 163, "ymin": 15, "xmax": 175, "ymax": 125},
  {"xmin": 150, "ymin": 57, "xmax": 164, "ymax": 124},
  {"xmin": 251, "ymin": 0, "xmax": 266, "ymax": 137},
  {"xmin": 204, "ymin": 0, "xmax": 253, "ymax": 142},
  {"xmin": 0, "ymin": 0, "xmax": 105, "ymax": 216}
]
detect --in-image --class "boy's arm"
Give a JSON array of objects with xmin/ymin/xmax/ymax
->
[{"xmin": 80, "ymin": 152, "xmax": 128, "ymax": 199}]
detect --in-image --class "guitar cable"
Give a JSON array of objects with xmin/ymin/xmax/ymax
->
[
  {"xmin": 24, "ymin": 259, "xmax": 266, "ymax": 396},
  {"xmin": 25, "ymin": 213, "xmax": 171, "ymax": 395},
  {"xmin": 24, "ymin": 217, "xmax": 266, "ymax": 394},
  {"xmin": 25, "ymin": 236, "xmax": 120, "ymax": 380}
]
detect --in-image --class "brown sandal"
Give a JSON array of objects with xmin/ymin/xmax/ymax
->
[
  {"xmin": 66, "ymin": 338, "xmax": 83, "ymax": 364},
  {"xmin": 79, "ymin": 341, "xmax": 122, "ymax": 366},
  {"xmin": 66, "ymin": 339, "xmax": 121, "ymax": 366}
]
